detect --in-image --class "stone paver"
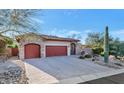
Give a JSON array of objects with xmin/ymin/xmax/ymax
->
[{"xmin": 24, "ymin": 56, "xmax": 124, "ymax": 84}]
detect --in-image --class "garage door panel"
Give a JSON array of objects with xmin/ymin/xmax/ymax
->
[
  {"xmin": 25, "ymin": 44, "xmax": 40, "ymax": 59},
  {"xmin": 46, "ymin": 46, "xmax": 67, "ymax": 57}
]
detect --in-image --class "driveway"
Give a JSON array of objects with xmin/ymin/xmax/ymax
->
[{"xmin": 24, "ymin": 56, "xmax": 124, "ymax": 84}]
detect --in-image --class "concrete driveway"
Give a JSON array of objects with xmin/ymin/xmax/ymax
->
[{"xmin": 24, "ymin": 56, "xmax": 124, "ymax": 84}]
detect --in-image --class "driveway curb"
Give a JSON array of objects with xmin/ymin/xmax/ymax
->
[{"xmin": 58, "ymin": 69, "xmax": 124, "ymax": 84}]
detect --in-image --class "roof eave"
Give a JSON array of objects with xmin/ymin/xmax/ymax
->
[{"xmin": 44, "ymin": 38, "xmax": 80, "ymax": 42}]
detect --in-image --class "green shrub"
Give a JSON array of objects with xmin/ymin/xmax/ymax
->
[
  {"xmin": 85, "ymin": 54, "xmax": 92, "ymax": 58},
  {"xmin": 0, "ymin": 40, "xmax": 6, "ymax": 48},
  {"xmin": 0, "ymin": 48, "xmax": 5, "ymax": 53},
  {"xmin": 79, "ymin": 56, "xmax": 85, "ymax": 59},
  {"xmin": 92, "ymin": 58, "xmax": 95, "ymax": 61},
  {"xmin": 8, "ymin": 44, "xmax": 18, "ymax": 48},
  {"xmin": 92, "ymin": 47, "xmax": 103, "ymax": 55},
  {"xmin": 109, "ymin": 50, "xmax": 117, "ymax": 55},
  {"xmin": 100, "ymin": 52, "xmax": 104, "ymax": 56}
]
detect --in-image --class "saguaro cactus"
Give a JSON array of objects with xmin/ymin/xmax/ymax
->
[{"xmin": 104, "ymin": 26, "xmax": 109, "ymax": 63}]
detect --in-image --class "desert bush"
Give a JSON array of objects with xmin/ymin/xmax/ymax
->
[
  {"xmin": 85, "ymin": 54, "xmax": 92, "ymax": 58},
  {"xmin": 92, "ymin": 47, "xmax": 103, "ymax": 55},
  {"xmin": 100, "ymin": 52, "xmax": 104, "ymax": 56},
  {"xmin": 0, "ymin": 40, "xmax": 6, "ymax": 48},
  {"xmin": 8, "ymin": 44, "xmax": 18, "ymax": 48},
  {"xmin": 0, "ymin": 48, "xmax": 5, "ymax": 53},
  {"xmin": 79, "ymin": 56, "xmax": 85, "ymax": 59}
]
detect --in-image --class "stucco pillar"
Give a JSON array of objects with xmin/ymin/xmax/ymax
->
[
  {"xmin": 67, "ymin": 45, "xmax": 70, "ymax": 56},
  {"xmin": 19, "ymin": 46, "xmax": 24, "ymax": 59},
  {"xmin": 41, "ymin": 44, "xmax": 45, "ymax": 57}
]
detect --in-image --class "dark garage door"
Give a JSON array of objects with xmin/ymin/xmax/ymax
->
[
  {"xmin": 25, "ymin": 44, "xmax": 40, "ymax": 59},
  {"xmin": 46, "ymin": 46, "xmax": 67, "ymax": 57}
]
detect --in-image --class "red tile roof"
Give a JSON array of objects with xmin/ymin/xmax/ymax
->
[{"xmin": 16, "ymin": 33, "xmax": 80, "ymax": 42}]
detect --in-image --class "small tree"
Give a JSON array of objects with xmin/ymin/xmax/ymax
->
[
  {"xmin": 119, "ymin": 42, "xmax": 124, "ymax": 56},
  {"xmin": 0, "ymin": 9, "xmax": 41, "ymax": 37},
  {"xmin": 104, "ymin": 26, "xmax": 109, "ymax": 63},
  {"xmin": 0, "ymin": 9, "xmax": 40, "ymax": 54},
  {"xmin": 109, "ymin": 38, "xmax": 120, "ymax": 57},
  {"xmin": 0, "ymin": 35, "xmax": 13, "ymax": 53},
  {"xmin": 85, "ymin": 32, "xmax": 103, "ymax": 48},
  {"xmin": 0, "ymin": 38, "xmax": 6, "ymax": 53}
]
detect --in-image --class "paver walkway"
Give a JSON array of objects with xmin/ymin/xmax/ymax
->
[{"xmin": 24, "ymin": 56, "xmax": 124, "ymax": 84}]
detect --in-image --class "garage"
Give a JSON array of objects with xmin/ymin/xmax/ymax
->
[
  {"xmin": 46, "ymin": 46, "xmax": 67, "ymax": 57},
  {"xmin": 16, "ymin": 33, "xmax": 80, "ymax": 59},
  {"xmin": 25, "ymin": 44, "xmax": 40, "ymax": 59}
]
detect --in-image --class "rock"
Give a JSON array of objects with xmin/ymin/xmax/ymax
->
[
  {"xmin": 0, "ymin": 62, "xmax": 28, "ymax": 84},
  {"xmin": 109, "ymin": 55, "xmax": 116, "ymax": 61},
  {"xmin": 81, "ymin": 48, "xmax": 93, "ymax": 55}
]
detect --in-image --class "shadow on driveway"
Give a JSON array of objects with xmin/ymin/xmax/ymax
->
[{"xmin": 80, "ymin": 73, "xmax": 124, "ymax": 84}]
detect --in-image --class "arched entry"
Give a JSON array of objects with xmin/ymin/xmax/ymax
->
[
  {"xmin": 71, "ymin": 43, "xmax": 76, "ymax": 55},
  {"xmin": 24, "ymin": 43, "xmax": 40, "ymax": 59}
]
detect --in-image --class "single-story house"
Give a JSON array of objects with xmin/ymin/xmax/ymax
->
[{"xmin": 16, "ymin": 33, "xmax": 81, "ymax": 59}]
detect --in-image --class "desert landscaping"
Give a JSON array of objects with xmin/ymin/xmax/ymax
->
[{"xmin": 0, "ymin": 9, "xmax": 124, "ymax": 84}]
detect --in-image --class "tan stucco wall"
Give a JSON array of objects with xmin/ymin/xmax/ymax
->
[
  {"xmin": 18, "ymin": 35, "xmax": 81, "ymax": 59},
  {"xmin": 18, "ymin": 35, "xmax": 44, "ymax": 59},
  {"xmin": 76, "ymin": 43, "xmax": 82, "ymax": 55}
]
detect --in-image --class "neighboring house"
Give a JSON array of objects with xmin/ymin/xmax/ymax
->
[{"xmin": 16, "ymin": 33, "xmax": 81, "ymax": 59}]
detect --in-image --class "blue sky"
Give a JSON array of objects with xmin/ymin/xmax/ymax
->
[{"xmin": 35, "ymin": 9, "xmax": 124, "ymax": 44}]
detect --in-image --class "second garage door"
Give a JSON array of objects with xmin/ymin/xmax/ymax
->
[{"xmin": 46, "ymin": 46, "xmax": 67, "ymax": 57}]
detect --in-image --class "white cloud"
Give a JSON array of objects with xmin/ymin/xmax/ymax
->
[
  {"xmin": 68, "ymin": 30, "xmax": 81, "ymax": 35},
  {"xmin": 84, "ymin": 29, "xmax": 92, "ymax": 33},
  {"xmin": 111, "ymin": 29, "xmax": 124, "ymax": 35},
  {"xmin": 44, "ymin": 28, "xmax": 94, "ymax": 44},
  {"xmin": 46, "ymin": 28, "xmax": 124, "ymax": 43},
  {"xmin": 46, "ymin": 28, "xmax": 66, "ymax": 37}
]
